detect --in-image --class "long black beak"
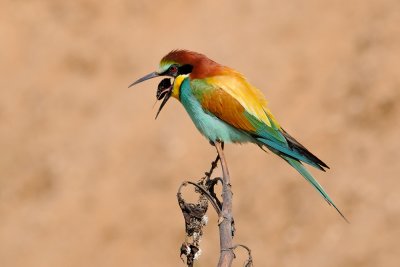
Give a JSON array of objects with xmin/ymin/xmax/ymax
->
[
  {"xmin": 155, "ymin": 93, "xmax": 171, "ymax": 119},
  {"xmin": 128, "ymin": 71, "xmax": 159, "ymax": 88}
]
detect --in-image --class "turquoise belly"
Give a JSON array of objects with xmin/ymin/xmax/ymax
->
[{"xmin": 179, "ymin": 78, "xmax": 252, "ymax": 143}]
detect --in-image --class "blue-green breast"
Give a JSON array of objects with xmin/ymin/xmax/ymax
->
[{"xmin": 179, "ymin": 78, "xmax": 252, "ymax": 143}]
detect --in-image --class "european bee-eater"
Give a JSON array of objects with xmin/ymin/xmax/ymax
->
[{"xmin": 130, "ymin": 50, "xmax": 346, "ymax": 220}]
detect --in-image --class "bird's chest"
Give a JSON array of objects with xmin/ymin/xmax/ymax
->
[{"xmin": 179, "ymin": 79, "xmax": 251, "ymax": 143}]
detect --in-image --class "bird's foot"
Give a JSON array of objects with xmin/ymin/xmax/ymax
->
[{"xmin": 209, "ymin": 140, "xmax": 224, "ymax": 150}]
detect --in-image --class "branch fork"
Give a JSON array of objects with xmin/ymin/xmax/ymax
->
[{"xmin": 177, "ymin": 141, "xmax": 253, "ymax": 267}]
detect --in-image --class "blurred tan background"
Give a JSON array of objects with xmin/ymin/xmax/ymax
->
[{"xmin": 1, "ymin": 0, "xmax": 399, "ymax": 266}]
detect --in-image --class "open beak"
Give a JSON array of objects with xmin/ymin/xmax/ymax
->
[
  {"xmin": 155, "ymin": 78, "xmax": 173, "ymax": 119},
  {"xmin": 128, "ymin": 71, "xmax": 159, "ymax": 88},
  {"xmin": 128, "ymin": 71, "xmax": 173, "ymax": 119}
]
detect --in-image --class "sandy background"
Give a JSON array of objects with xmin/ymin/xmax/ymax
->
[{"xmin": 1, "ymin": 0, "xmax": 399, "ymax": 266}]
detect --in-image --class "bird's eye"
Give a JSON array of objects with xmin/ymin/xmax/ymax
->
[{"xmin": 169, "ymin": 65, "xmax": 178, "ymax": 75}]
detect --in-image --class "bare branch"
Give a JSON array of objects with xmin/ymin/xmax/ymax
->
[
  {"xmin": 215, "ymin": 141, "xmax": 235, "ymax": 267},
  {"xmin": 204, "ymin": 154, "xmax": 220, "ymax": 181},
  {"xmin": 180, "ymin": 181, "xmax": 221, "ymax": 215},
  {"xmin": 176, "ymin": 141, "xmax": 252, "ymax": 266},
  {"xmin": 177, "ymin": 181, "xmax": 208, "ymax": 266},
  {"xmin": 231, "ymin": 244, "xmax": 253, "ymax": 267}
]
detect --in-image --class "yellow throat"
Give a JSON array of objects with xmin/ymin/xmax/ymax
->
[{"xmin": 171, "ymin": 74, "xmax": 189, "ymax": 100}]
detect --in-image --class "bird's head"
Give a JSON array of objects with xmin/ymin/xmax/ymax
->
[{"xmin": 129, "ymin": 50, "xmax": 222, "ymax": 118}]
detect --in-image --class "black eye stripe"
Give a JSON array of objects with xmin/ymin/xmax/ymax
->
[
  {"xmin": 178, "ymin": 64, "xmax": 193, "ymax": 75},
  {"xmin": 161, "ymin": 64, "xmax": 193, "ymax": 76}
]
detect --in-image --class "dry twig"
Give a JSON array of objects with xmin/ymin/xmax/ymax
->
[{"xmin": 177, "ymin": 141, "xmax": 252, "ymax": 267}]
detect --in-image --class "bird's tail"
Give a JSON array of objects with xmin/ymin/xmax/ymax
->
[{"xmin": 281, "ymin": 155, "xmax": 349, "ymax": 222}]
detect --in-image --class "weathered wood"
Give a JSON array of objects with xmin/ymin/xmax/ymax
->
[{"xmin": 215, "ymin": 142, "xmax": 235, "ymax": 267}]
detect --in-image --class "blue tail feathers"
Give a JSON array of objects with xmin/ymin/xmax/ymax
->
[{"xmin": 282, "ymin": 155, "xmax": 348, "ymax": 222}]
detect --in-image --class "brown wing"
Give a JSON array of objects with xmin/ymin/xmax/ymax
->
[{"xmin": 200, "ymin": 86, "xmax": 257, "ymax": 133}]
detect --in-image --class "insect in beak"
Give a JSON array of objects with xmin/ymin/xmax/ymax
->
[{"xmin": 155, "ymin": 78, "xmax": 172, "ymax": 119}]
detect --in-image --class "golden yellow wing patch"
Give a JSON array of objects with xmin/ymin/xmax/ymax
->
[{"xmin": 205, "ymin": 69, "xmax": 280, "ymax": 129}]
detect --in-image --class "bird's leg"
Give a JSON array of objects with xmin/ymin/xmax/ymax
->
[{"xmin": 210, "ymin": 140, "xmax": 224, "ymax": 149}]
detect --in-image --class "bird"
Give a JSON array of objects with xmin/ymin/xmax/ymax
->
[{"xmin": 129, "ymin": 49, "xmax": 347, "ymax": 221}]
